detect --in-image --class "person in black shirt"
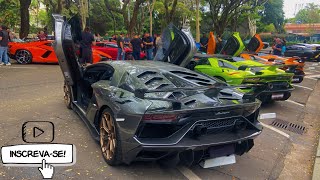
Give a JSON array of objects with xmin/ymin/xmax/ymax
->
[
  {"xmin": 142, "ymin": 33, "xmax": 154, "ymax": 60},
  {"xmin": 200, "ymin": 33, "xmax": 208, "ymax": 53},
  {"xmin": 130, "ymin": 34, "xmax": 143, "ymax": 60},
  {"xmin": 116, "ymin": 33, "xmax": 125, "ymax": 60},
  {"xmin": 0, "ymin": 25, "xmax": 10, "ymax": 66},
  {"xmin": 80, "ymin": 27, "xmax": 95, "ymax": 66}
]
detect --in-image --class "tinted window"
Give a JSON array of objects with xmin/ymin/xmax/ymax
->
[
  {"xmin": 218, "ymin": 60, "xmax": 237, "ymax": 70},
  {"xmin": 96, "ymin": 43, "xmax": 105, "ymax": 47},
  {"xmin": 220, "ymin": 37, "xmax": 239, "ymax": 55},
  {"xmin": 197, "ymin": 58, "xmax": 211, "ymax": 65}
]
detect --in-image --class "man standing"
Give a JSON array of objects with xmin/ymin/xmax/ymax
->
[
  {"xmin": 124, "ymin": 34, "xmax": 130, "ymax": 46},
  {"xmin": 0, "ymin": 25, "xmax": 10, "ymax": 66},
  {"xmin": 116, "ymin": 33, "xmax": 125, "ymax": 60},
  {"xmin": 130, "ymin": 34, "xmax": 143, "ymax": 60},
  {"xmin": 272, "ymin": 38, "xmax": 282, "ymax": 56},
  {"xmin": 81, "ymin": 27, "xmax": 95, "ymax": 66},
  {"xmin": 200, "ymin": 33, "xmax": 208, "ymax": 53},
  {"xmin": 142, "ymin": 33, "xmax": 154, "ymax": 60}
]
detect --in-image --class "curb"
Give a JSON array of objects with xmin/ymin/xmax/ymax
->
[{"xmin": 312, "ymin": 139, "xmax": 320, "ymax": 180}]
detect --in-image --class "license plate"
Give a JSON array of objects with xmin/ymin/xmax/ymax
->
[
  {"xmin": 200, "ymin": 155, "xmax": 236, "ymax": 168},
  {"xmin": 292, "ymin": 78, "xmax": 299, "ymax": 82},
  {"xmin": 272, "ymin": 93, "xmax": 284, "ymax": 99}
]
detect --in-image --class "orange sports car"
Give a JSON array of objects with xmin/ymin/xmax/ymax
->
[
  {"xmin": 8, "ymin": 40, "xmax": 112, "ymax": 64},
  {"xmin": 240, "ymin": 34, "xmax": 305, "ymax": 83}
]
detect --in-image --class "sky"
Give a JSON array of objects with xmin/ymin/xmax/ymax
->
[{"xmin": 283, "ymin": 0, "xmax": 320, "ymax": 18}]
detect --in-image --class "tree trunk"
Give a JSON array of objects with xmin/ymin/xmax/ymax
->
[
  {"xmin": 79, "ymin": 0, "xmax": 89, "ymax": 29},
  {"xmin": 195, "ymin": 0, "xmax": 200, "ymax": 42},
  {"xmin": 128, "ymin": 0, "xmax": 143, "ymax": 37},
  {"xmin": 19, "ymin": 0, "xmax": 31, "ymax": 39},
  {"xmin": 149, "ymin": 0, "xmax": 156, "ymax": 35},
  {"xmin": 248, "ymin": 16, "xmax": 257, "ymax": 37}
]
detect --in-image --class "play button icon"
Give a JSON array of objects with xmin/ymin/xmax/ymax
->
[
  {"xmin": 33, "ymin": 127, "xmax": 45, "ymax": 138},
  {"xmin": 22, "ymin": 121, "xmax": 54, "ymax": 143}
]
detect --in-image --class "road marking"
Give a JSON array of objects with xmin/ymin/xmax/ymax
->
[
  {"xmin": 177, "ymin": 166, "xmax": 202, "ymax": 180},
  {"xmin": 306, "ymin": 74, "xmax": 320, "ymax": 78},
  {"xmin": 292, "ymin": 84, "xmax": 313, "ymax": 90},
  {"xmin": 308, "ymin": 67, "xmax": 316, "ymax": 70},
  {"xmin": 308, "ymin": 69, "xmax": 320, "ymax": 73},
  {"xmin": 259, "ymin": 113, "xmax": 276, "ymax": 119},
  {"xmin": 304, "ymin": 72, "xmax": 313, "ymax": 75},
  {"xmin": 305, "ymin": 76, "xmax": 318, "ymax": 80},
  {"xmin": 261, "ymin": 122, "xmax": 290, "ymax": 138},
  {"xmin": 285, "ymin": 99, "xmax": 305, "ymax": 107},
  {"xmin": 1, "ymin": 66, "xmax": 38, "ymax": 69}
]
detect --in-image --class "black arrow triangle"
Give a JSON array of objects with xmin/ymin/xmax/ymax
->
[{"xmin": 33, "ymin": 127, "xmax": 44, "ymax": 138}]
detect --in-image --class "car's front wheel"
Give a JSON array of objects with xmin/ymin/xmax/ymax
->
[
  {"xmin": 15, "ymin": 50, "xmax": 32, "ymax": 64},
  {"xmin": 99, "ymin": 109, "xmax": 122, "ymax": 166}
]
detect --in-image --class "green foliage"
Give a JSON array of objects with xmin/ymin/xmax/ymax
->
[
  {"xmin": 295, "ymin": 3, "xmax": 320, "ymax": 24},
  {"xmin": 0, "ymin": 0, "xmax": 20, "ymax": 29},
  {"xmin": 260, "ymin": 0, "xmax": 284, "ymax": 33}
]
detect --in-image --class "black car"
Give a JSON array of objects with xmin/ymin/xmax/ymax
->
[
  {"xmin": 285, "ymin": 45, "xmax": 320, "ymax": 61},
  {"xmin": 52, "ymin": 14, "xmax": 262, "ymax": 167}
]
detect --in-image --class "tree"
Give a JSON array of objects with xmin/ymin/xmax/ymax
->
[
  {"xmin": 164, "ymin": 0, "xmax": 178, "ymax": 23},
  {"xmin": 104, "ymin": 0, "xmax": 145, "ymax": 36},
  {"xmin": 19, "ymin": 0, "xmax": 32, "ymax": 38},
  {"xmin": 0, "ymin": 0, "xmax": 20, "ymax": 31},
  {"xmin": 295, "ymin": 3, "xmax": 320, "ymax": 24},
  {"xmin": 195, "ymin": 0, "xmax": 200, "ymax": 42},
  {"xmin": 260, "ymin": 0, "xmax": 285, "ymax": 33},
  {"xmin": 208, "ymin": 0, "xmax": 249, "ymax": 36},
  {"xmin": 147, "ymin": 0, "xmax": 156, "ymax": 35}
]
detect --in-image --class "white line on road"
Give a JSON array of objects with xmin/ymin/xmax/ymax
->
[
  {"xmin": 177, "ymin": 166, "xmax": 202, "ymax": 180},
  {"xmin": 1, "ymin": 66, "xmax": 38, "ymax": 69},
  {"xmin": 305, "ymin": 76, "xmax": 318, "ymax": 80},
  {"xmin": 292, "ymin": 84, "xmax": 314, "ymax": 91},
  {"xmin": 261, "ymin": 122, "xmax": 290, "ymax": 138},
  {"xmin": 285, "ymin": 99, "xmax": 305, "ymax": 107}
]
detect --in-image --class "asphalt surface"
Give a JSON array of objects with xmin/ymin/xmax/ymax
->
[{"xmin": 0, "ymin": 60, "xmax": 320, "ymax": 180}]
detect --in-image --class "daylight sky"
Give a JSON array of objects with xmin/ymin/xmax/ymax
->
[{"xmin": 283, "ymin": 0, "xmax": 320, "ymax": 18}]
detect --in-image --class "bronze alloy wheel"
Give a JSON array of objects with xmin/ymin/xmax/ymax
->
[
  {"xmin": 100, "ymin": 112, "xmax": 116, "ymax": 161},
  {"xmin": 63, "ymin": 83, "xmax": 72, "ymax": 109}
]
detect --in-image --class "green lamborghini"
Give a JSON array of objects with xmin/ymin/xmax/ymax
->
[{"xmin": 190, "ymin": 54, "xmax": 294, "ymax": 103}]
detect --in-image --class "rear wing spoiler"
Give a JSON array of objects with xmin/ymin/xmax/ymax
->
[{"xmin": 134, "ymin": 84, "xmax": 266, "ymax": 110}]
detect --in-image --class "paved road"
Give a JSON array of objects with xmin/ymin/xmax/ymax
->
[{"xmin": 0, "ymin": 60, "xmax": 319, "ymax": 180}]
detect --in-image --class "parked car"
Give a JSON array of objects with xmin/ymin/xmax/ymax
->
[
  {"xmin": 240, "ymin": 34, "xmax": 305, "ymax": 83},
  {"xmin": 190, "ymin": 53, "xmax": 294, "ymax": 103},
  {"xmin": 53, "ymin": 14, "xmax": 262, "ymax": 167},
  {"xmin": 93, "ymin": 42, "xmax": 146, "ymax": 60},
  {"xmin": 8, "ymin": 40, "xmax": 112, "ymax": 64},
  {"xmin": 284, "ymin": 45, "xmax": 320, "ymax": 61}
]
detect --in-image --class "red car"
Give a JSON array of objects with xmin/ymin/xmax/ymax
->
[
  {"xmin": 92, "ymin": 41, "xmax": 146, "ymax": 60},
  {"xmin": 9, "ymin": 40, "xmax": 112, "ymax": 64}
]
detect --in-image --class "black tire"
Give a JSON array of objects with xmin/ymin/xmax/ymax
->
[
  {"xmin": 99, "ymin": 108, "xmax": 122, "ymax": 166},
  {"xmin": 15, "ymin": 50, "xmax": 32, "ymax": 64},
  {"xmin": 63, "ymin": 82, "xmax": 72, "ymax": 109}
]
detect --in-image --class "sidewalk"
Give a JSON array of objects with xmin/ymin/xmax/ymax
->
[{"xmin": 313, "ymin": 139, "xmax": 320, "ymax": 180}]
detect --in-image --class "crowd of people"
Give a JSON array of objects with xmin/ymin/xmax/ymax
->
[{"xmin": 92, "ymin": 32, "xmax": 163, "ymax": 60}]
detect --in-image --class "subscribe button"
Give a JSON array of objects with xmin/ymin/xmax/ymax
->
[{"xmin": 1, "ymin": 144, "xmax": 76, "ymax": 166}]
